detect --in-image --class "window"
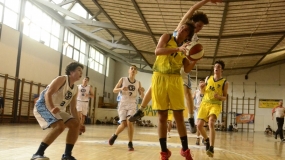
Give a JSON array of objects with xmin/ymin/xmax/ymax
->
[
  {"xmin": 89, "ymin": 47, "xmax": 105, "ymax": 74},
  {"xmin": 2, "ymin": 0, "xmax": 20, "ymax": 29},
  {"xmin": 23, "ymin": 1, "xmax": 61, "ymax": 51},
  {"xmin": 63, "ymin": 29, "xmax": 87, "ymax": 64}
]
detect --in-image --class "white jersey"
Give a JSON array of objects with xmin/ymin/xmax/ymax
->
[
  {"xmin": 77, "ymin": 85, "xmax": 91, "ymax": 102},
  {"xmin": 120, "ymin": 77, "xmax": 140, "ymax": 103},
  {"xmin": 37, "ymin": 75, "xmax": 77, "ymax": 112},
  {"xmin": 273, "ymin": 107, "xmax": 285, "ymax": 118},
  {"xmin": 194, "ymin": 89, "xmax": 203, "ymax": 108}
]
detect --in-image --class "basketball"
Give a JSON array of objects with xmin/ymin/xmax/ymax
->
[{"xmin": 185, "ymin": 42, "xmax": 204, "ymax": 61}]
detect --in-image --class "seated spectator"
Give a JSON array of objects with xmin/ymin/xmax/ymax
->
[
  {"xmin": 221, "ymin": 120, "xmax": 226, "ymax": 131},
  {"xmin": 215, "ymin": 120, "xmax": 221, "ymax": 130},
  {"xmin": 264, "ymin": 125, "xmax": 273, "ymax": 135},
  {"xmin": 228, "ymin": 123, "xmax": 233, "ymax": 131},
  {"xmin": 233, "ymin": 123, "xmax": 238, "ymax": 132}
]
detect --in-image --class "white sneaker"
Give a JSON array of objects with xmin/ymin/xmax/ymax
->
[
  {"xmin": 31, "ymin": 154, "xmax": 49, "ymax": 160},
  {"xmin": 167, "ymin": 132, "xmax": 171, "ymax": 138}
]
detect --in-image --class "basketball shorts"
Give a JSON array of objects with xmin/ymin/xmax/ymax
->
[
  {"xmin": 34, "ymin": 103, "xmax": 73, "ymax": 130},
  {"xmin": 168, "ymin": 110, "xmax": 173, "ymax": 121},
  {"xmin": 118, "ymin": 101, "xmax": 137, "ymax": 121},
  {"xmin": 197, "ymin": 101, "xmax": 221, "ymax": 122},
  {"xmin": 76, "ymin": 100, "xmax": 89, "ymax": 116},
  {"xmin": 151, "ymin": 72, "xmax": 185, "ymax": 111}
]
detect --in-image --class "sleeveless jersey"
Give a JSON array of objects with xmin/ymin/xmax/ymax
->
[
  {"xmin": 273, "ymin": 107, "xmax": 285, "ymax": 118},
  {"xmin": 202, "ymin": 75, "xmax": 226, "ymax": 105},
  {"xmin": 37, "ymin": 75, "xmax": 77, "ymax": 112},
  {"xmin": 194, "ymin": 89, "xmax": 203, "ymax": 107},
  {"xmin": 77, "ymin": 85, "xmax": 91, "ymax": 102},
  {"xmin": 153, "ymin": 35, "xmax": 185, "ymax": 74},
  {"xmin": 120, "ymin": 77, "xmax": 140, "ymax": 103}
]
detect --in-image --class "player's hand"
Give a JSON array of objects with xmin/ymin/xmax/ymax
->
[
  {"xmin": 139, "ymin": 87, "xmax": 145, "ymax": 93},
  {"xmin": 199, "ymin": 82, "xmax": 206, "ymax": 89},
  {"xmin": 121, "ymin": 87, "xmax": 128, "ymax": 91},
  {"xmin": 178, "ymin": 42, "xmax": 190, "ymax": 53},
  {"xmin": 51, "ymin": 107, "xmax": 60, "ymax": 114},
  {"xmin": 80, "ymin": 125, "xmax": 86, "ymax": 133},
  {"xmin": 214, "ymin": 93, "xmax": 220, "ymax": 99}
]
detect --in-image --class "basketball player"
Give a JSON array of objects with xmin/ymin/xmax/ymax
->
[
  {"xmin": 193, "ymin": 79, "xmax": 204, "ymax": 145},
  {"xmin": 129, "ymin": 0, "xmax": 219, "ymax": 135},
  {"xmin": 272, "ymin": 100, "xmax": 285, "ymax": 141},
  {"xmin": 167, "ymin": 110, "xmax": 173, "ymax": 138},
  {"xmin": 31, "ymin": 62, "xmax": 85, "ymax": 160},
  {"xmin": 76, "ymin": 76, "xmax": 94, "ymax": 134},
  {"xmin": 108, "ymin": 65, "xmax": 145, "ymax": 151},
  {"xmin": 197, "ymin": 60, "xmax": 229, "ymax": 157}
]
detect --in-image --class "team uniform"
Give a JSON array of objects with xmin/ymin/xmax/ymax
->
[
  {"xmin": 197, "ymin": 76, "xmax": 227, "ymax": 122},
  {"xmin": 33, "ymin": 76, "xmax": 78, "ymax": 129},
  {"xmin": 118, "ymin": 77, "xmax": 140, "ymax": 121},
  {"xmin": 152, "ymin": 34, "xmax": 185, "ymax": 111},
  {"xmin": 167, "ymin": 110, "xmax": 173, "ymax": 121},
  {"xmin": 272, "ymin": 106, "xmax": 285, "ymax": 140},
  {"xmin": 194, "ymin": 89, "xmax": 203, "ymax": 124},
  {"xmin": 76, "ymin": 85, "xmax": 91, "ymax": 116},
  {"xmin": 179, "ymin": 33, "xmax": 199, "ymax": 89}
]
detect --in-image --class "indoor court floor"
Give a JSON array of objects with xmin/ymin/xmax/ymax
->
[{"xmin": 0, "ymin": 124, "xmax": 284, "ymax": 160}]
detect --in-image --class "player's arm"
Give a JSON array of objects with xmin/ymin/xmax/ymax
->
[
  {"xmin": 272, "ymin": 108, "xmax": 276, "ymax": 119},
  {"xmin": 175, "ymin": 0, "xmax": 212, "ymax": 31},
  {"xmin": 113, "ymin": 78, "xmax": 124, "ymax": 93},
  {"xmin": 199, "ymin": 76, "xmax": 208, "ymax": 94},
  {"xmin": 88, "ymin": 85, "xmax": 94, "ymax": 98},
  {"xmin": 183, "ymin": 58, "xmax": 197, "ymax": 73},
  {"xmin": 69, "ymin": 91, "xmax": 79, "ymax": 120},
  {"xmin": 218, "ymin": 81, "xmax": 228, "ymax": 101},
  {"xmin": 155, "ymin": 34, "xmax": 190, "ymax": 55},
  {"xmin": 45, "ymin": 76, "xmax": 66, "ymax": 114}
]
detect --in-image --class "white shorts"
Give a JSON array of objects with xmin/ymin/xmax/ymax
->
[
  {"xmin": 76, "ymin": 101, "xmax": 89, "ymax": 116},
  {"xmin": 33, "ymin": 103, "xmax": 73, "ymax": 130},
  {"xmin": 194, "ymin": 106, "xmax": 200, "ymax": 125},
  {"xmin": 118, "ymin": 101, "xmax": 137, "ymax": 121},
  {"xmin": 181, "ymin": 69, "xmax": 191, "ymax": 89}
]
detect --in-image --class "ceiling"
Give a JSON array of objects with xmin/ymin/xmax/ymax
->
[{"xmin": 35, "ymin": 0, "xmax": 285, "ymax": 79}]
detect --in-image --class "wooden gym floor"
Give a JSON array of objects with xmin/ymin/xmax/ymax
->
[{"xmin": 0, "ymin": 124, "xmax": 284, "ymax": 160}]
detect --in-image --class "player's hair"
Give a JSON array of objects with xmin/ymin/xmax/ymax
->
[
  {"xmin": 191, "ymin": 11, "xmax": 209, "ymax": 25},
  {"xmin": 183, "ymin": 21, "xmax": 196, "ymax": 41},
  {"xmin": 65, "ymin": 62, "xmax": 84, "ymax": 75},
  {"xmin": 130, "ymin": 65, "xmax": 137, "ymax": 69},
  {"xmin": 215, "ymin": 60, "xmax": 225, "ymax": 70},
  {"xmin": 85, "ymin": 77, "xmax": 90, "ymax": 80}
]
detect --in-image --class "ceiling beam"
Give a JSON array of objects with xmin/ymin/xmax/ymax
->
[
  {"xmin": 65, "ymin": 22, "xmax": 135, "ymax": 51},
  {"xmin": 58, "ymin": 0, "xmax": 75, "ymax": 6},
  {"xmin": 210, "ymin": 1, "xmax": 229, "ymax": 75},
  {"xmin": 92, "ymin": 0, "xmax": 151, "ymax": 67},
  {"xmin": 131, "ymin": 0, "xmax": 157, "ymax": 45},
  {"xmin": 33, "ymin": 0, "xmax": 116, "ymax": 29},
  {"xmin": 246, "ymin": 34, "xmax": 285, "ymax": 75}
]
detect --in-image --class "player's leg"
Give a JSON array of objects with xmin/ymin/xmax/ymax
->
[
  {"xmin": 184, "ymin": 85, "xmax": 196, "ymax": 133},
  {"xmin": 126, "ymin": 108, "xmax": 136, "ymax": 151}
]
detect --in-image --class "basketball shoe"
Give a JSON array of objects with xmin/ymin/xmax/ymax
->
[
  {"xmin": 129, "ymin": 109, "xmax": 144, "ymax": 122},
  {"xmin": 180, "ymin": 149, "xmax": 193, "ymax": 160},
  {"xmin": 31, "ymin": 154, "xmax": 49, "ymax": 160},
  {"xmin": 206, "ymin": 146, "xmax": 214, "ymax": 157},
  {"xmin": 128, "ymin": 142, "xmax": 134, "ymax": 151},
  {"xmin": 204, "ymin": 138, "xmax": 210, "ymax": 151},
  {"xmin": 188, "ymin": 118, "xmax": 196, "ymax": 133},
  {"xmin": 62, "ymin": 154, "xmax": 76, "ymax": 160},
  {"xmin": 160, "ymin": 149, "xmax": 171, "ymax": 160},
  {"xmin": 109, "ymin": 134, "xmax": 117, "ymax": 145}
]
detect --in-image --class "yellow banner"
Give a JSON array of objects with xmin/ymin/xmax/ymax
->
[
  {"xmin": 259, "ymin": 99, "xmax": 282, "ymax": 108},
  {"xmin": 140, "ymin": 105, "xmax": 188, "ymax": 118}
]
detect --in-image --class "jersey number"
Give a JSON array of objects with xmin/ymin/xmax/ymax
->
[
  {"xmin": 60, "ymin": 101, "xmax": 65, "ymax": 106},
  {"xmin": 129, "ymin": 92, "xmax": 132, "ymax": 96}
]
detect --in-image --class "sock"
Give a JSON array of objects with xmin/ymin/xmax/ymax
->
[
  {"xmin": 188, "ymin": 114, "xmax": 194, "ymax": 118},
  {"xmin": 35, "ymin": 142, "xmax": 49, "ymax": 156},
  {"xmin": 159, "ymin": 138, "xmax": 167, "ymax": 152},
  {"xmin": 64, "ymin": 144, "xmax": 74, "ymax": 156},
  {"xmin": 180, "ymin": 136, "xmax": 188, "ymax": 151}
]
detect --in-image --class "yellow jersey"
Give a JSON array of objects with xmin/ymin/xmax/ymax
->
[
  {"xmin": 202, "ymin": 75, "xmax": 227, "ymax": 105},
  {"xmin": 152, "ymin": 35, "xmax": 185, "ymax": 74}
]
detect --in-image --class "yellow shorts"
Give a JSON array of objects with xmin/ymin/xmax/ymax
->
[
  {"xmin": 197, "ymin": 101, "xmax": 221, "ymax": 122},
  {"xmin": 151, "ymin": 72, "xmax": 185, "ymax": 110},
  {"xmin": 168, "ymin": 110, "xmax": 173, "ymax": 121}
]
